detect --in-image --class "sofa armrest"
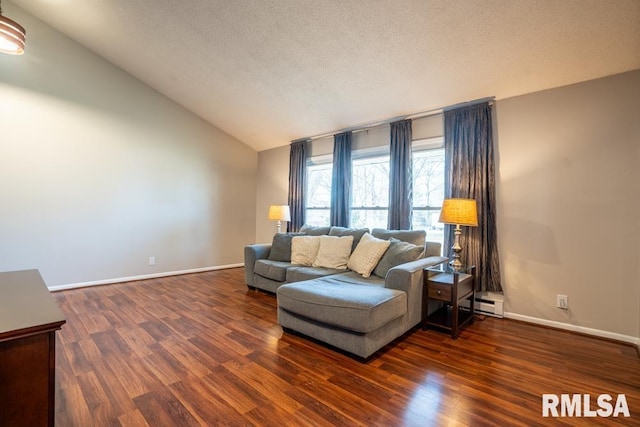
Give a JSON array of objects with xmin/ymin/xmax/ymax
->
[
  {"xmin": 244, "ymin": 244, "xmax": 272, "ymax": 286},
  {"xmin": 384, "ymin": 256, "xmax": 447, "ymax": 327}
]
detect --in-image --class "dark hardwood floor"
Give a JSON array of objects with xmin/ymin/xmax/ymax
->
[{"xmin": 52, "ymin": 268, "xmax": 640, "ymax": 426}]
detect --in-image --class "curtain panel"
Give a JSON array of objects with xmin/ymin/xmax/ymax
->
[
  {"xmin": 287, "ymin": 140, "xmax": 307, "ymax": 232},
  {"xmin": 330, "ymin": 131, "xmax": 352, "ymax": 227},
  {"xmin": 443, "ymin": 102, "xmax": 502, "ymax": 292},
  {"xmin": 388, "ymin": 119, "xmax": 413, "ymax": 230}
]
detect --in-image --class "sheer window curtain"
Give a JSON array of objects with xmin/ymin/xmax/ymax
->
[
  {"xmin": 444, "ymin": 102, "xmax": 502, "ymax": 292},
  {"xmin": 287, "ymin": 140, "xmax": 307, "ymax": 232},
  {"xmin": 330, "ymin": 132, "xmax": 352, "ymax": 227},
  {"xmin": 388, "ymin": 119, "xmax": 413, "ymax": 230}
]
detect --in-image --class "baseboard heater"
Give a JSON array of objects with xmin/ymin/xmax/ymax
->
[
  {"xmin": 461, "ymin": 293, "xmax": 504, "ymax": 318},
  {"xmin": 474, "ymin": 297, "xmax": 504, "ymax": 317}
]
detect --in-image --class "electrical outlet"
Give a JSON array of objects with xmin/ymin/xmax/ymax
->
[
  {"xmin": 557, "ymin": 294, "xmax": 568, "ymax": 310},
  {"xmin": 149, "ymin": 256, "xmax": 155, "ymax": 266}
]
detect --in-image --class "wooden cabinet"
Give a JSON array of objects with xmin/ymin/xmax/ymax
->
[
  {"xmin": 422, "ymin": 264, "xmax": 475, "ymax": 339},
  {"xmin": 0, "ymin": 270, "xmax": 66, "ymax": 427}
]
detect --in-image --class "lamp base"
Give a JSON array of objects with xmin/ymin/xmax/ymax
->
[
  {"xmin": 449, "ymin": 256, "xmax": 463, "ymax": 270},
  {"xmin": 449, "ymin": 224, "xmax": 463, "ymax": 270}
]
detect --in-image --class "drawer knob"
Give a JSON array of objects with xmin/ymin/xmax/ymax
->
[{"xmin": 436, "ymin": 290, "xmax": 442, "ymax": 295}]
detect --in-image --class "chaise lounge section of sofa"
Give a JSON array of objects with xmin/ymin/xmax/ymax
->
[{"xmin": 244, "ymin": 226, "xmax": 446, "ymax": 359}]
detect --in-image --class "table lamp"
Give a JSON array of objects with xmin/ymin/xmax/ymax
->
[
  {"xmin": 438, "ymin": 198, "xmax": 478, "ymax": 269},
  {"xmin": 268, "ymin": 205, "xmax": 291, "ymax": 233}
]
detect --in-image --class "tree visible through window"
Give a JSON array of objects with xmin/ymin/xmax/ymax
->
[
  {"xmin": 412, "ymin": 148, "xmax": 445, "ymax": 243},
  {"xmin": 305, "ymin": 162, "xmax": 332, "ymax": 226},
  {"xmin": 304, "ymin": 143, "xmax": 445, "ymax": 245},
  {"xmin": 351, "ymin": 155, "xmax": 389, "ymax": 229}
]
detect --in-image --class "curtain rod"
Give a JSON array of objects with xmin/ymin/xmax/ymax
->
[{"xmin": 291, "ymin": 96, "xmax": 495, "ymax": 143}]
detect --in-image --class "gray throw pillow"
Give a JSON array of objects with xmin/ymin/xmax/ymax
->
[
  {"xmin": 299, "ymin": 225, "xmax": 331, "ymax": 236},
  {"xmin": 268, "ymin": 233, "xmax": 305, "ymax": 261},
  {"xmin": 373, "ymin": 238, "xmax": 424, "ymax": 278},
  {"xmin": 328, "ymin": 226, "xmax": 369, "ymax": 251},
  {"xmin": 371, "ymin": 228, "xmax": 426, "ymax": 247}
]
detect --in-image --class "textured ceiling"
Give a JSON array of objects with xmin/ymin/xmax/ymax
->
[{"xmin": 9, "ymin": 0, "xmax": 640, "ymax": 151}]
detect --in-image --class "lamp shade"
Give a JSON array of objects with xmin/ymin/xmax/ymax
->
[
  {"xmin": 438, "ymin": 198, "xmax": 478, "ymax": 227},
  {"xmin": 0, "ymin": 13, "xmax": 26, "ymax": 55},
  {"xmin": 268, "ymin": 205, "xmax": 291, "ymax": 222}
]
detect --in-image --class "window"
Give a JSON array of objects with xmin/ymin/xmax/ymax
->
[
  {"xmin": 305, "ymin": 160, "xmax": 332, "ymax": 226},
  {"xmin": 304, "ymin": 138, "xmax": 445, "ymax": 244},
  {"xmin": 412, "ymin": 145, "xmax": 445, "ymax": 244},
  {"xmin": 350, "ymin": 155, "xmax": 389, "ymax": 229}
]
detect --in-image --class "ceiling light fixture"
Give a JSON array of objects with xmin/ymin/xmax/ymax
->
[{"xmin": 0, "ymin": 0, "xmax": 26, "ymax": 55}]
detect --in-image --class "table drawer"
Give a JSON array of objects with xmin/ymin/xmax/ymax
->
[{"xmin": 428, "ymin": 283, "xmax": 451, "ymax": 301}]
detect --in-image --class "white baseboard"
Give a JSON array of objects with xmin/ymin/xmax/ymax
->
[
  {"xmin": 504, "ymin": 312, "xmax": 640, "ymax": 347},
  {"xmin": 48, "ymin": 263, "xmax": 244, "ymax": 291}
]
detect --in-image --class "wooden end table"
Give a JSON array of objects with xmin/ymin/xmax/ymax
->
[{"xmin": 422, "ymin": 263, "xmax": 475, "ymax": 339}]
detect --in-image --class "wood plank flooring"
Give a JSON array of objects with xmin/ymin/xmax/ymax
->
[{"xmin": 52, "ymin": 268, "xmax": 640, "ymax": 426}]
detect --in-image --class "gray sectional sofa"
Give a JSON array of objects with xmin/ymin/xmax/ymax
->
[{"xmin": 244, "ymin": 226, "xmax": 447, "ymax": 359}]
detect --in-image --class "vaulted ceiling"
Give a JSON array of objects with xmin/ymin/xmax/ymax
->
[{"xmin": 10, "ymin": 0, "xmax": 640, "ymax": 151}]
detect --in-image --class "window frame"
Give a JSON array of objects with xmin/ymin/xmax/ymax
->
[
  {"xmin": 349, "ymin": 148, "xmax": 391, "ymax": 229},
  {"xmin": 304, "ymin": 154, "xmax": 333, "ymax": 227},
  {"xmin": 411, "ymin": 137, "xmax": 445, "ymax": 242}
]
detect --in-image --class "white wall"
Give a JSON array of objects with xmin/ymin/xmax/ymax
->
[
  {"xmin": 496, "ymin": 70, "xmax": 640, "ymax": 340},
  {"xmin": 0, "ymin": 4, "xmax": 257, "ymax": 287},
  {"xmin": 256, "ymin": 145, "xmax": 290, "ymax": 244}
]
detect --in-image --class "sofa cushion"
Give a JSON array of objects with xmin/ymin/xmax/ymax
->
[
  {"xmin": 329, "ymin": 227, "xmax": 369, "ymax": 251},
  {"xmin": 286, "ymin": 266, "xmax": 345, "ymax": 283},
  {"xmin": 268, "ymin": 232, "xmax": 305, "ymax": 262},
  {"xmin": 254, "ymin": 259, "xmax": 291, "ymax": 282},
  {"xmin": 347, "ymin": 233, "xmax": 391, "ymax": 278},
  {"xmin": 326, "ymin": 271, "xmax": 385, "ymax": 287},
  {"xmin": 299, "ymin": 225, "xmax": 331, "ymax": 236},
  {"xmin": 313, "ymin": 235, "xmax": 354, "ymax": 270},
  {"xmin": 373, "ymin": 238, "xmax": 424, "ymax": 279},
  {"xmin": 291, "ymin": 236, "xmax": 321, "ymax": 266},
  {"xmin": 277, "ymin": 279, "xmax": 407, "ymax": 333}
]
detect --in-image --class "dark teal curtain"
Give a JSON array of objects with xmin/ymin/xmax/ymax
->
[
  {"xmin": 330, "ymin": 132, "xmax": 352, "ymax": 227},
  {"xmin": 287, "ymin": 140, "xmax": 307, "ymax": 232},
  {"xmin": 388, "ymin": 119, "xmax": 413, "ymax": 230},
  {"xmin": 444, "ymin": 102, "xmax": 502, "ymax": 292}
]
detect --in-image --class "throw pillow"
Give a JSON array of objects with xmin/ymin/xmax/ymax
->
[
  {"xmin": 267, "ymin": 232, "xmax": 305, "ymax": 262},
  {"xmin": 347, "ymin": 233, "xmax": 391, "ymax": 278},
  {"xmin": 291, "ymin": 236, "xmax": 321, "ymax": 266},
  {"xmin": 299, "ymin": 225, "xmax": 332, "ymax": 236},
  {"xmin": 371, "ymin": 228, "xmax": 426, "ymax": 247},
  {"xmin": 312, "ymin": 235, "xmax": 354, "ymax": 270},
  {"xmin": 373, "ymin": 238, "xmax": 424, "ymax": 278},
  {"xmin": 328, "ymin": 226, "xmax": 369, "ymax": 251}
]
